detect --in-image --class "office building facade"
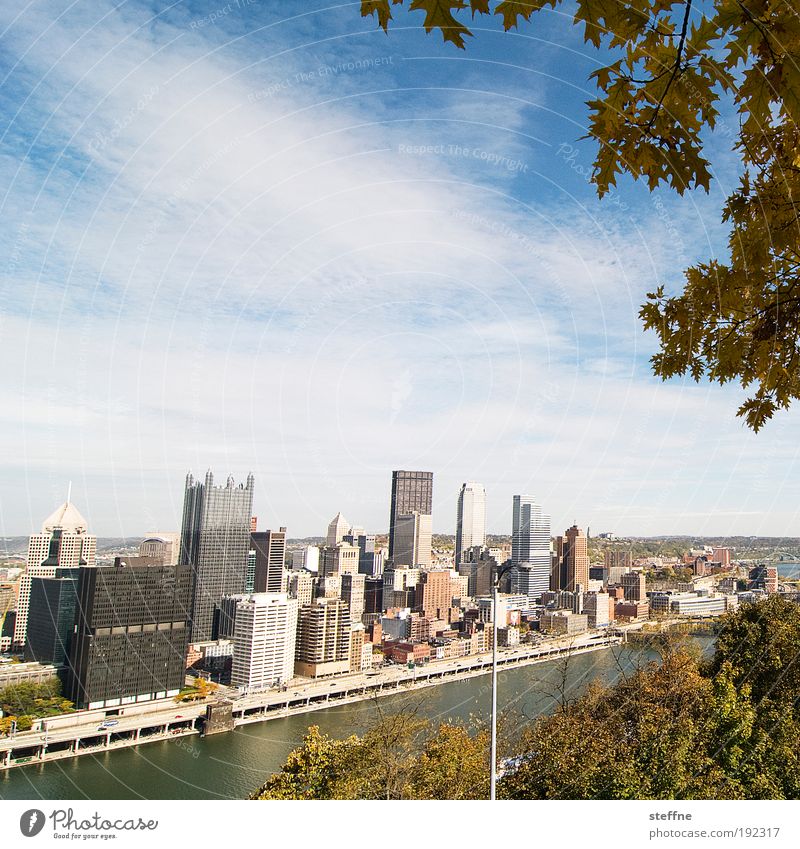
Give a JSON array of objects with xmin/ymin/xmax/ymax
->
[
  {"xmin": 67, "ymin": 562, "xmax": 192, "ymax": 709},
  {"xmin": 391, "ymin": 512, "xmax": 432, "ymax": 568},
  {"xmin": 180, "ymin": 471, "xmax": 254, "ymax": 641},
  {"xmin": 17, "ymin": 503, "xmax": 96, "ymax": 648},
  {"xmin": 24, "ymin": 567, "xmax": 80, "ymax": 667},
  {"xmin": 553, "ymin": 525, "xmax": 590, "ymax": 593},
  {"xmin": 455, "ymin": 482, "xmax": 486, "ymax": 566},
  {"xmin": 295, "ymin": 598, "xmax": 351, "ymax": 677},
  {"xmin": 388, "ymin": 470, "xmax": 433, "ymax": 559},
  {"xmin": 251, "ymin": 528, "xmax": 287, "ymax": 594},
  {"xmin": 231, "ymin": 593, "xmax": 299, "ymax": 691},
  {"xmin": 510, "ymin": 495, "xmax": 551, "ymax": 600}
]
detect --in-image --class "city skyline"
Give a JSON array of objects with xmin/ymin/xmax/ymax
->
[{"xmin": 5, "ymin": 475, "xmax": 799, "ymax": 541}]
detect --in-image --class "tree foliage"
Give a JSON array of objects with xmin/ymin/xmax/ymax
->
[
  {"xmin": 361, "ymin": 0, "xmax": 800, "ymax": 430},
  {"xmin": 174, "ymin": 677, "xmax": 218, "ymax": 703},
  {"xmin": 251, "ymin": 711, "xmax": 491, "ymax": 800},
  {"xmin": 0, "ymin": 677, "xmax": 74, "ymax": 735}
]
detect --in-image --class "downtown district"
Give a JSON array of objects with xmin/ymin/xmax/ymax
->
[{"xmin": 0, "ymin": 469, "xmax": 785, "ymax": 727}]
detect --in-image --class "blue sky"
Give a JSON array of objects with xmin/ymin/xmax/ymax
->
[{"xmin": 1, "ymin": 0, "xmax": 798, "ymax": 539}]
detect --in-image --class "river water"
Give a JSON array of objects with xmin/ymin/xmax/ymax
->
[{"xmin": 0, "ymin": 638, "xmax": 715, "ymax": 800}]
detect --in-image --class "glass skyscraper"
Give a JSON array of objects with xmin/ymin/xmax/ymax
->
[
  {"xmin": 388, "ymin": 470, "xmax": 433, "ymax": 560},
  {"xmin": 180, "ymin": 470, "xmax": 255, "ymax": 641},
  {"xmin": 510, "ymin": 495, "xmax": 551, "ymax": 600},
  {"xmin": 455, "ymin": 481, "xmax": 486, "ymax": 566}
]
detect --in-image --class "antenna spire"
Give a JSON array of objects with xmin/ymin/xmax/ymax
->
[{"xmin": 67, "ymin": 481, "xmax": 72, "ymax": 504}]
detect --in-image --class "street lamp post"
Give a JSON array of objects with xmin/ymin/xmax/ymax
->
[{"xmin": 490, "ymin": 562, "xmax": 514, "ymax": 801}]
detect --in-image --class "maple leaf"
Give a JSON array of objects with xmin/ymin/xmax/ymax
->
[{"xmin": 409, "ymin": 0, "xmax": 473, "ymax": 48}]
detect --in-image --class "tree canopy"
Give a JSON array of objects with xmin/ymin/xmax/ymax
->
[
  {"xmin": 250, "ymin": 712, "xmax": 491, "ymax": 800},
  {"xmin": 361, "ymin": 1, "xmax": 800, "ymax": 431},
  {"xmin": 0, "ymin": 677, "xmax": 74, "ymax": 735}
]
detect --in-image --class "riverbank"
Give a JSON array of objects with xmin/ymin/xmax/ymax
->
[
  {"xmin": 0, "ymin": 633, "xmax": 622, "ymax": 772},
  {"xmin": 4, "ymin": 638, "xmax": 693, "ymax": 800}
]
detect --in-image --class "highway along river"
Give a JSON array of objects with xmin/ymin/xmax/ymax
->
[{"xmin": 0, "ymin": 638, "xmax": 714, "ymax": 800}]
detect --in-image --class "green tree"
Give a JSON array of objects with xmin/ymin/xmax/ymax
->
[
  {"xmin": 251, "ymin": 716, "xmax": 491, "ymax": 799},
  {"xmin": 251, "ymin": 726, "xmax": 365, "ymax": 799},
  {"xmin": 0, "ymin": 678, "xmax": 73, "ymax": 718},
  {"xmin": 361, "ymin": 1, "xmax": 800, "ymax": 430},
  {"xmin": 706, "ymin": 593, "xmax": 800, "ymax": 707}
]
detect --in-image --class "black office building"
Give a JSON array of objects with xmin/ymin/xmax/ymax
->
[
  {"xmin": 251, "ymin": 528, "xmax": 286, "ymax": 593},
  {"xmin": 24, "ymin": 568, "xmax": 79, "ymax": 667},
  {"xmin": 67, "ymin": 562, "xmax": 192, "ymax": 710},
  {"xmin": 388, "ymin": 470, "xmax": 433, "ymax": 559}
]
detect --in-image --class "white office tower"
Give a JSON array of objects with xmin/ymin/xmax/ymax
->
[
  {"xmin": 326, "ymin": 513, "xmax": 350, "ymax": 547},
  {"xmin": 455, "ymin": 482, "xmax": 486, "ymax": 566},
  {"xmin": 231, "ymin": 593, "xmax": 299, "ymax": 692},
  {"xmin": 510, "ymin": 495, "xmax": 551, "ymax": 601},
  {"xmin": 292, "ymin": 545, "xmax": 320, "ymax": 574},
  {"xmin": 392, "ymin": 512, "xmax": 432, "ymax": 567},
  {"xmin": 17, "ymin": 498, "xmax": 96, "ymax": 647}
]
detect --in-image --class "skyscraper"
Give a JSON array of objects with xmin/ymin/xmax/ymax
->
[
  {"xmin": 553, "ymin": 524, "xmax": 590, "ymax": 593},
  {"xmin": 416, "ymin": 569, "xmax": 455, "ymax": 621},
  {"xmin": 392, "ymin": 512, "xmax": 432, "ymax": 567},
  {"xmin": 326, "ymin": 513, "xmax": 350, "ymax": 547},
  {"xmin": 67, "ymin": 561, "xmax": 192, "ymax": 709},
  {"xmin": 24, "ymin": 564, "xmax": 79, "ymax": 667},
  {"xmin": 455, "ymin": 481, "xmax": 486, "ymax": 566},
  {"xmin": 510, "ymin": 495, "xmax": 551, "ymax": 600},
  {"xmin": 251, "ymin": 528, "xmax": 287, "ymax": 594},
  {"xmin": 180, "ymin": 470, "xmax": 254, "ymax": 642},
  {"xmin": 16, "ymin": 499, "xmax": 96, "ymax": 648},
  {"xmin": 230, "ymin": 593, "xmax": 299, "ymax": 692},
  {"xmin": 295, "ymin": 598, "xmax": 352, "ymax": 677},
  {"xmin": 388, "ymin": 470, "xmax": 433, "ymax": 559}
]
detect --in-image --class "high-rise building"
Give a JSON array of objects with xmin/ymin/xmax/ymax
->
[
  {"xmin": 458, "ymin": 546, "xmax": 496, "ymax": 597},
  {"xmin": 24, "ymin": 566, "xmax": 79, "ymax": 667},
  {"xmin": 251, "ymin": 528, "xmax": 287, "ymax": 594},
  {"xmin": 344, "ymin": 532, "xmax": 383, "ymax": 578},
  {"xmin": 295, "ymin": 598, "xmax": 351, "ymax": 677},
  {"xmin": 326, "ymin": 513, "xmax": 350, "ymax": 547},
  {"xmin": 382, "ymin": 565, "xmax": 420, "ymax": 610},
  {"xmin": 388, "ymin": 470, "xmax": 433, "ymax": 559},
  {"xmin": 510, "ymin": 495, "xmax": 551, "ymax": 600},
  {"xmin": 340, "ymin": 573, "xmax": 366, "ymax": 621},
  {"xmin": 139, "ymin": 532, "xmax": 180, "ymax": 565},
  {"xmin": 416, "ymin": 569, "xmax": 455, "ymax": 621},
  {"xmin": 180, "ymin": 471, "xmax": 254, "ymax": 642},
  {"xmin": 230, "ymin": 593, "xmax": 298, "ymax": 692},
  {"xmin": 16, "ymin": 500, "xmax": 96, "ymax": 648},
  {"xmin": 392, "ymin": 512, "xmax": 432, "ymax": 568},
  {"xmin": 621, "ymin": 571, "xmax": 647, "ymax": 602},
  {"xmin": 319, "ymin": 542, "xmax": 360, "ymax": 578},
  {"xmin": 455, "ymin": 482, "xmax": 486, "ymax": 566},
  {"xmin": 553, "ymin": 525, "xmax": 590, "ymax": 593},
  {"xmin": 67, "ymin": 562, "xmax": 192, "ymax": 709},
  {"xmin": 287, "ymin": 570, "xmax": 315, "ymax": 607},
  {"xmin": 364, "ymin": 576, "xmax": 384, "ymax": 616},
  {"xmin": 292, "ymin": 546, "xmax": 320, "ymax": 573}
]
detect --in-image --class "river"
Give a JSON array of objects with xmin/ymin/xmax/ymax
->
[{"xmin": 0, "ymin": 637, "xmax": 715, "ymax": 800}]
